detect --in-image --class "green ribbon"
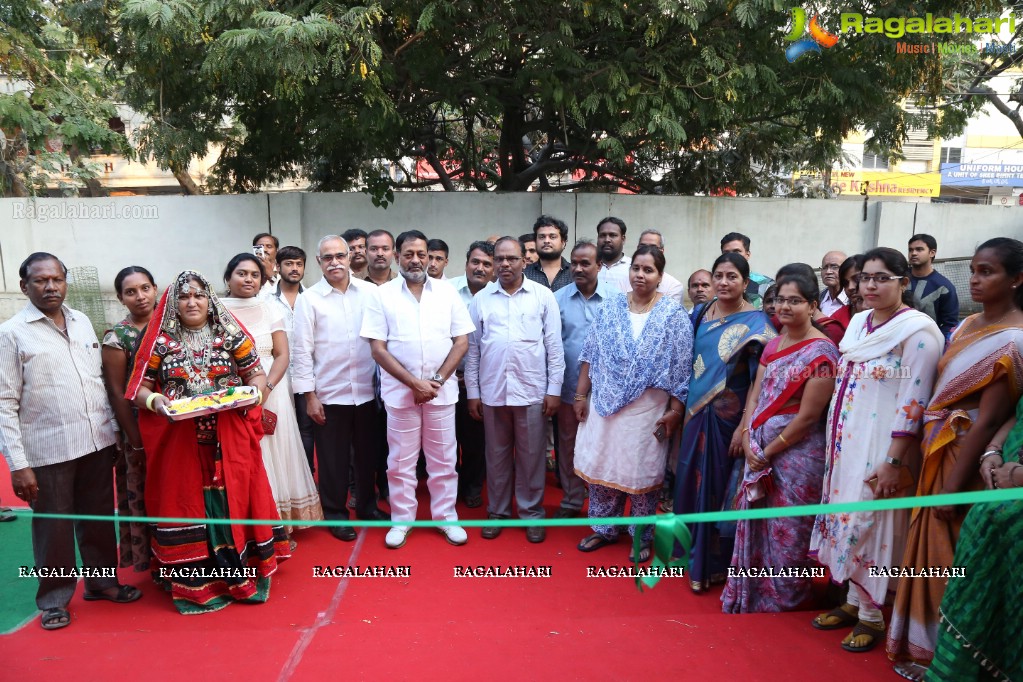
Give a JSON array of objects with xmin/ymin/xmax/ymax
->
[{"xmin": 9, "ymin": 487, "xmax": 1023, "ymax": 592}]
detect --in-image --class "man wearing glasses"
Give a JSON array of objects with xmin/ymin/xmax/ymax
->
[
  {"xmin": 465, "ymin": 237, "xmax": 565, "ymax": 543},
  {"xmin": 292, "ymin": 236, "xmax": 388, "ymax": 543},
  {"xmin": 819, "ymin": 250, "xmax": 848, "ymax": 316}
]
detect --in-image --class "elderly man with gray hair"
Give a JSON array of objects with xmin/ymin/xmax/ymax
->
[{"xmin": 292, "ymin": 235, "xmax": 388, "ymax": 543}]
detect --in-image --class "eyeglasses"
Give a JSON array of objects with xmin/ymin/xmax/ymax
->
[
  {"xmin": 494, "ymin": 256, "xmax": 523, "ymax": 264},
  {"xmin": 774, "ymin": 296, "xmax": 808, "ymax": 307},
  {"xmin": 821, "ymin": 264, "xmax": 841, "ymax": 271},
  {"xmin": 318, "ymin": 253, "xmax": 349, "ymax": 262},
  {"xmin": 855, "ymin": 273, "xmax": 902, "ymax": 284}
]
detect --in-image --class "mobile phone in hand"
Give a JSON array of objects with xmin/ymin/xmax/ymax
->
[{"xmin": 654, "ymin": 425, "xmax": 667, "ymax": 442}]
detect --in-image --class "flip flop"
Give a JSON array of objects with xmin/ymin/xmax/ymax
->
[
  {"xmin": 577, "ymin": 533, "xmax": 617, "ymax": 552},
  {"xmin": 0, "ymin": 507, "xmax": 16, "ymax": 522},
  {"xmin": 41, "ymin": 607, "xmax": 70, "ymax": 630},
  {"xmin": 812, "ymin": 604, "xmax": 858, "ymax": 630},
  {"xmin": 841, "ymin": 619, "xmax": 885, "ymax": 652},
  {"xmin": 629, "ymin": 541, "xmax": 653, "ymax": 563},
  {"xmin": 83, "ymin": 584, "xmax": 142, "ymax": 603},
  {"xmin": 893, "ymin": 661, "xmax": 930, "ymax": 681}
]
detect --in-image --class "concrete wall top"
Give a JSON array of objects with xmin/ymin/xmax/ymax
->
[{"xmin": 1, "ymin": 193, "xmax": 1020, "ymax": 309}]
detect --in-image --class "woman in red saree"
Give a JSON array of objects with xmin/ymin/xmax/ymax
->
[
  {"xmin": 127, "ymin": 271, "xmax": 290, "ymax": 614},
  {"xmin": 723, "ymin": 274, "xmax": 838, "ymax": 613}
]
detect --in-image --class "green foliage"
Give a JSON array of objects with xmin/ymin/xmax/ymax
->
[
  {"xmin": 60, "ymin": 0, "xmax": 989, "ymax": 195},
  {"xmin": 0, "ymin": 0, "xmax": 129, "ymax": 196}
]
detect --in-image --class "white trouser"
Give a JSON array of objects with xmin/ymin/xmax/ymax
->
[{"xmin": 385, "ymin": 403, "xmax": 459, "ymax": 524}]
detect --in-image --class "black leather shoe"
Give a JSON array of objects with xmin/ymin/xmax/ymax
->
[
  {"xmin": 357, "ymin": 508, "xmax": 390, "ymax": 521},
  {"xmin": 329, "ymin": 525, "xmax": 357, "ymax": 542},
  {"xmin": 481, "ymin": 515, "xmax": 503, "ymax": 539},
  {"xmin": 526, "ymin": 526, "xmax": 546, "ymax": 543}
]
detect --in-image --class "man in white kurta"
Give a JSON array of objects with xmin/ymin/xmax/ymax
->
[{"xmin": 361, "ymin": 231, "xmax": 476, "ymax": 549}]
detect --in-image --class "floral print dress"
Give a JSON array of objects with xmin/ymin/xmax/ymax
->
[{"xmin": 810, "ymin": 308, "xmax": 942, "ymax": 607}]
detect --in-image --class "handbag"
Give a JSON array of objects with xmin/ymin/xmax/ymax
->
[{"xmin": 261, "ymin": 408, "xmax": 278, "ymax": 435}]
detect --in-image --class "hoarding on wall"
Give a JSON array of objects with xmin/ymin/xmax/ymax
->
[
  {"xmin": 793, "ymin": 170, "xmax": 941, "ymax": 197},
  {"xmin": 940, "ymin": 162, "xmax": 1023, "ymax": 188}
]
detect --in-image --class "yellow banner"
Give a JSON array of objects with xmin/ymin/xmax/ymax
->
[{"xmin": 793, "ymin": 170, "xmax": 941, "ymax": 197}]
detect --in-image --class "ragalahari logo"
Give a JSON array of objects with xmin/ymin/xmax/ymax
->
[{"xmin": 785, "ymin": 8, "xmax": 839, "ymax": 61}]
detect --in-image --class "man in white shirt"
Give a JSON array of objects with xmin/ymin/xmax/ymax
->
[
  {"xmin": 0, "ymin": 252, "xmax": 141, "ymax": 630},
  {"xmin": 271, "ymin": 246, "xmax": 314, "ymax": 471},
  {"xmin": 637, "ymin": 229, "xmax": 686, "ymax": 304},
  {"xmin": 253, "ymin": 232, "xmax": 281, "ymax": 295},
  {"xmin": 361, "ymin": 230, "xmax": 476, "ymax": 549},
  {"xmin": 596, "ymin": 216, "xmax": 631, "ymax": 291},
  {"xmin": 819, "ymin": 250, "xmax": 848, "ymax": 316},
  {"xmin": 292, "ymin": 236, "xmax": 388, "ymax": 542},
  {"xmin": 465, "ymin": 237, "xmax": 565, "ymax": 543}
]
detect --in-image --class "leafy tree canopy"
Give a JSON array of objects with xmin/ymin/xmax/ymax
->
[
  {"xmin": 36, "ymin": 1, "xmax": 1002, "ymax": 196},
  {"xmin": 1, "ymin": 0, "xmax": 129, "ymax": 196}
]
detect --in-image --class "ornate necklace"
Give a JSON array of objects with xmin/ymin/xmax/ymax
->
[
  {"xmin": 181, "ymin": 325, "xmax": 214, "ymax": 393},
  {"xmin": 629, "ymin": 293, "xmax": 659, "ymax": 314}
]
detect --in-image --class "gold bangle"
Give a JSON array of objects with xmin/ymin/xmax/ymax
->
[
  {"xmin": 574, "ymin": 393, "xmax": 588, "ymax": 401},
  {"xmin": 777, "ymin": 433, "xmax": 790, "ymax": 446}
]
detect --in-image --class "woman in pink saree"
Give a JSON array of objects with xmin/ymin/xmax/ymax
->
[{"xmin": 723, "ymin": 273, "xmax": 839, "ymax": 613}]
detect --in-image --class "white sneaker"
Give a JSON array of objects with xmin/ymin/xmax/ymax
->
[
  {"xmin": 439, "ymin": 525, "xmax": 468, "ymax": 546},
  {"xmin": 385, "ymin": 526, "xmax": 409, "ymax": 549}
]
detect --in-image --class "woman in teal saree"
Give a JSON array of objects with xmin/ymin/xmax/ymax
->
[{"xmin": 674, "ymin": 252, "xmax": 776, "ymax": 593}]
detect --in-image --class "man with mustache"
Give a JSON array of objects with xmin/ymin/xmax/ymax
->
[
  {"xmin": 687, "ymin": 269, "xmax": 713, "ymax": 311},
  {"xmin": 342, "ymin": 229, "xmax": 369, "ymax": 280},
  {"xmin": 449, "ymin": 241, "xmax": 496, "ymax": 507},
  {"xmin": 596, "ymin": 216, "xmax": 631, "ymax": 291},
  {"xmin": 720, "ymin": 231, "xmax": 773, "ymax": 309},
  {"xmin": 553, "ymin": 241, "xmax": 611, "ymax": 518},
  {"xmin": 637, "ymin": 229, "xmax": 686, "ymax": 305},
  {"xmin": 360, "ymin": 229, "xmax": 397, "ymax": 286},
  {"xmin": 354, "ymin": 229, "xmax": 397, "ymax": 504},
  {"xmin": 466, "ymin": 237, "xmax": 565, "ymax": 543},
  {"xmin": 819, "ymin": 250, "xmax": 848, "ymax": 316},
  {"xmin": 253, "ymin": 232, "xmax": 280, "ymax": 293},
  {"xmin": 361, "ymin": 230, "xmax": 476, "ymax": 549},
  {"xmin": 1, "ymin": 252, "xmax": 141, "ymax": 631},
  {"xmin": 292, "ymin": 236, "xmax": 388, "ymax": 543},
  {"xmin": 519, "ymin": 234, "xmax": 539, "ymax": 265}
]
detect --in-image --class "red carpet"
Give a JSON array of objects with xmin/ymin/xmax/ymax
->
[{"xmin": 0, "ymin": 464, "xmax": 894, "ymax": 681}]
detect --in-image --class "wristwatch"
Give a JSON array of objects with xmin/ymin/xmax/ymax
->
[{"xmin": 430, "ymin": 373, "xmax": 444, "ymax": 383}]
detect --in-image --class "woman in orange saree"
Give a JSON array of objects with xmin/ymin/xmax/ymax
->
[{"xmin": 887, "ymin": 238, "xmax": 1023, "ymax": 680}]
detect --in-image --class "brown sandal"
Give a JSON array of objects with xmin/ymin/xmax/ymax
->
[
  {"xmin": 812, "ymin": 603, "xmax": 858, "ymax": 630},
  {"xmin": 841, "ymin": 619, "xmax": 885, "ymax": 652}
]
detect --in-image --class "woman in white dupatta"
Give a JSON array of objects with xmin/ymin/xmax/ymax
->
[
  {"xmin": 222, "ymin": 254, "xmax": 323, "ymax": 537},
  {"xmin": 810, "ymin": 247, "xmax": 943, "ymax": 654}
]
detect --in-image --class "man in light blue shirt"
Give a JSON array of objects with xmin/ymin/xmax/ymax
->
[
  {"xmin": 465, "ymin": 237, "xmax": 565, "ymax": 543},
  {"xmin": 554, "ymin": 241, "xmax": 611, "ymax": 517}
]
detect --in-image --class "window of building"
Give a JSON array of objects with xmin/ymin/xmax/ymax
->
[
  {"xmin": 862, "ymin": 151, "xmax": 889, "ymax": 170},
  {"xmin": 940, "ymin": 147, "xmax": 962, "ymax": 164}
]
